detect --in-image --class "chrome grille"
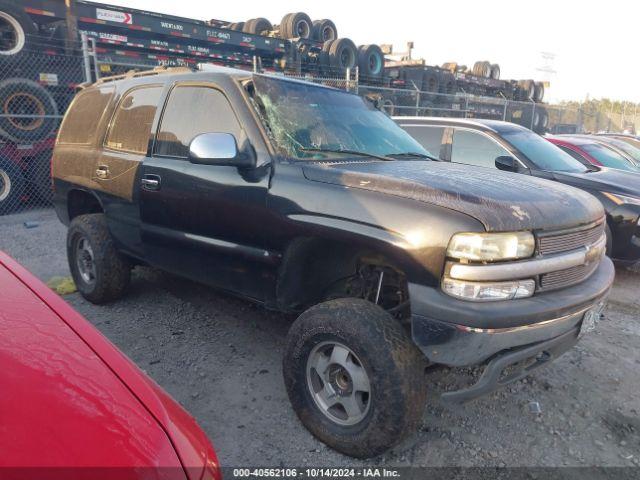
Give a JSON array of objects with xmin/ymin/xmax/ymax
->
[
  {"xmin": 538, "ymin": 221, "xmax": 605, "ymax": 255},
  {"xmin": 539, "ymin": 262, "xmax": 599, "ymax": 291}
]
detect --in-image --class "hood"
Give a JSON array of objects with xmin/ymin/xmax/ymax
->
[
  {"xmin": 552, "ymin": 167, "xmax": 640, "ymax": 197},
  {"xmin": 302, "ymin": 160, "xmax": 604, "ymax": 232}
]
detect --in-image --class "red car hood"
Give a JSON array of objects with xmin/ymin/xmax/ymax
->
[{"xmin": 0, "ymin": 252, "xmax": 219, "ymax": 480}]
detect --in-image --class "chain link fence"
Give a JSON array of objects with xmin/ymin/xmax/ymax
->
[
  {"xmin": 0, "ymin": 31, "xmax": 635, "ymax": 216},
  {"xmin": 0, "ymin": 33, "xmax": 86, "ymax": 215}
]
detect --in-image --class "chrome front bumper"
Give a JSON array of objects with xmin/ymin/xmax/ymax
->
[{"xmin": 410, "ymin": 256, "xmax": 614, "ymax": 366}]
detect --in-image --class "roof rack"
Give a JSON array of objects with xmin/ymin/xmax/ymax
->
[{"xmin": 92, "ymin": 66, "xmax": 193, "ymax": 85}]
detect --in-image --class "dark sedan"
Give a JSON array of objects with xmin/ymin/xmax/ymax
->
[{"xmin": 395, "ymin": 117, "xmax": 640, "ymax": 264}]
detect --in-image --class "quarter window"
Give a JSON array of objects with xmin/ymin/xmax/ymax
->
[
  {"xmin": 451, "ymin": 129, "xmax": 510, "ymax": 168},
  {"xmin": 155, "ymin": 86, "xmax": 243, "ymax": 158},
  {"xmin": 105, "ymin": 86, "xmax": 163, "ymax": 154},
  {"xmin": 58, "ymin": 87, "xmax": 114, "ymax": 145}
]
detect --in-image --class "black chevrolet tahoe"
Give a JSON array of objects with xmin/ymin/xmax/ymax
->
[{"xmin": 52, "ymin": 66, "xmax": 614, "ymax": 458}]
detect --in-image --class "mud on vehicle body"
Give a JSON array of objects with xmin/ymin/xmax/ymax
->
[{"xmin": 52, "ymin": 67, "xmax": 614, "ymax": 458}]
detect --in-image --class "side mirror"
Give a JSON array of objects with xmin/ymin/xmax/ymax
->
[
  {"xmin": 495, "ymin": 155, "xmax": 518, "ymax": 172},
  {"xmin": 188, "ymin": 133, "xmax": 255, "ymax": 168}
]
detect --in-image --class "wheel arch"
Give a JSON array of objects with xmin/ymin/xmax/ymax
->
[
  {"xmin": 275, "ymin": 227, "xmax": 430, "ymax": 315},
  {"xmin": 67, "ymin": 188, "xmax": 104, "ymax": 221}
]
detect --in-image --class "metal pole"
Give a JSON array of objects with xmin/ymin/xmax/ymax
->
[
  {"xmin": 89, "ymin": 37, "xmax": 100, "ymax": 80},
  {"xmin": 530, "ymin": 100, "xmax": 536, "ymax": 130},
  {"xmin": 499, "ymin": 92, "xmax": 507, "ymax": 121},
  {"xmin": 80, "ymin": 32, "xmax": 92, "ymax": 83},
  {"xmin": 345, "ymin": 67, "xmax": 350, "ymax": 92},
  {"xmin": 354, "ymin": 66, "xmax": 359, "ymax": 95}
]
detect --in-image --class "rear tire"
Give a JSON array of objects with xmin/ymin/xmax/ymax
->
[
  {"xmin": 67, "ymin": 213, "xmax": 131, "ymax": 304},
  {"xmin": 283, "ymin": 298, "xmax": 427, "ymax": 458},
  {"xmin": 0, "ymin": 158, "xmax": 24, "ymax": 215}
]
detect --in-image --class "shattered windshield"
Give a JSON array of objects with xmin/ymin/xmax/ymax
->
[{"xmin": 251, "ymin": 74, "xmax": 430, "ymax": 160}]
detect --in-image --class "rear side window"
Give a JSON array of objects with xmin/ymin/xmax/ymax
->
[
  {"xmin": 155, "ymin": 85, "xmax": 242, "ymax": 158},
  {"xmin": 401, "ymin": 125, "xmax": 445, "ymax": 159},
  {"xmin": 105, "ymin": 86, "xmax": 163, "ymax": 154},
  {"xmin": 451, "ymin": 129, "xmax": 510, "ymax": 168},
  {"xmin": 58, "ymin": 87, "xmax": 114, "ymax": 145}
]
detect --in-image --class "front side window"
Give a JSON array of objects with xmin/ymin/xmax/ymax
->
[
  {"xmin": 401, "ymin": 126, "xmax": 445, "ymax": 159},
  {"xmin": 155, "ymin": 85, "xmax": 243, "ymax": 158},
  {"xmin": 252, "ymin": 75, "xmax": 429, "ymax": 160},
  {"xmin": 451, "ymin": 129, "xmax": 510, "ymax": 169},
  {"xmin": 105, "ymin": 86, "xmax": 163, "ymax": 154}
]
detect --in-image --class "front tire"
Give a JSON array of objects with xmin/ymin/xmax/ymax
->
[
  {"xmin": 67, "ymin": 213, "xmax": 131, "ymax": 304},
  {"xmin": 283, "ymin": 298, "xmax": 427, "ymax": 458}
]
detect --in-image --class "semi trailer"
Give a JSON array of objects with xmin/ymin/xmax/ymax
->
[{"xmin": 0, "ymin": 0, "xmax": 551, "ymax": 213}]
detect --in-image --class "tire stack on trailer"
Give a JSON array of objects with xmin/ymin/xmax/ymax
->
[
  {"xmin": 242, "ymin": 11, "xmax": 386, "ymax": 81},
  {"xmin": 0, "ymin": 0, "xmax": 78, "ymax": 214}
]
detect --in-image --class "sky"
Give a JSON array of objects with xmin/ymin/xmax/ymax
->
[{"xmin": 105, "ymin": 0, "xmax": 640, "ymax": 103}]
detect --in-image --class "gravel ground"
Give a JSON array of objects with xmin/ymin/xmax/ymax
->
[{"xmin": 1, "ymin": 208, "xmax": 639, "ymax": 468}]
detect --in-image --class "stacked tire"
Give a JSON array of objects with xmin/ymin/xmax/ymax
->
[
  {"xmin": 0, "ymin": 1, "xmax": 36, "ymax": 58},
  {"xmin": 243, "ymin": 18, "xmax": 273, "ymax": 35},
  {"xmin": 533, "ymin": 81, "xmax": 545, "ymax": 103},
  {"xmin": 0, "ymin": 78, "xmax": 58, "ymax": 143},
  {"xmin": 517, "ymin": 80, "xmax": 536, "ymax": 101},
  {"xmin": 312, "ymin": 19, "xmax": 338, "ymax": 42},
  {"xmin": 357, "ymin": 44, "xmax": 384, "ymax": 79},
  {"xmin": 0, "ymin": 157, "xmax": 23, "ymax": 215},
  {"xmin": 321, "ymin": 38, "xmax": 357, "ymax": 75},
  {"xmin": 279, "ymin": 12, "xmax": 313, "ymax": 39}
]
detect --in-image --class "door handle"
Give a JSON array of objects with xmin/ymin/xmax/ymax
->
[
  {"xmin": 141, "ymin": 174, "xmax": 161, "ymax": 191},
  {"xmin": 95, "ymin": 165, "xmax": 109, "ymax": 179}
]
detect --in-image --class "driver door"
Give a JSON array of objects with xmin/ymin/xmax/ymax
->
[{"xmin": 140, "ymin": 82, "xmax": 272, "ymax": 301}]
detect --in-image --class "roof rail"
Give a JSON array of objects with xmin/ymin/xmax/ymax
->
[{"xmin": 93, "ymin": 65, "xmax": 193, "ymax": 85}]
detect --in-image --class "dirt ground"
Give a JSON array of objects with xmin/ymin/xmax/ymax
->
[{"xmin": 1, "ymin": 208, "xmax": 639, "ymax": 468}]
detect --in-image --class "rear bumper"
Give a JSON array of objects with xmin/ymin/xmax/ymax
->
[{"xmin": 409, "ymin": 256, "xmax": 614, "ymax": 367}]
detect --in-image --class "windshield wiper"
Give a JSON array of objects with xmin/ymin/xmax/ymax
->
[
  {"xmin": 384, "ymin": 152, "xmax": 440, "ymax": 161},
  {"xmin": 300, "ymin": 147, "xmax": 394, "ymax": 161}
]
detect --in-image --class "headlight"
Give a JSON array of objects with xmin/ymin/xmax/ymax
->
[
  {"xmin": 602, "ymin": 192, "xmax": 640, "ymax": 207},
  {"xmin": 442, "ymin": 278, "xmax": 535, "ymax": 301},
  {"xmin": 447, "ymin": 231, "xmax": 535, "ymax": 262}
]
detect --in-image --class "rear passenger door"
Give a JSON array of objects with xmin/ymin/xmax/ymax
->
[
  {"xmin": 95, "ymin": 85, "xmax": 164, "ymax": 255},
  {"xmin": 140, "ymin": 82, "xmax": 271, "ymax": 301}
]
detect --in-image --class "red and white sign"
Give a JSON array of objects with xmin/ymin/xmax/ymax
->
[{"xmin": 96, "ymin": 8, "xmax": 133, "ymax": 24}]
